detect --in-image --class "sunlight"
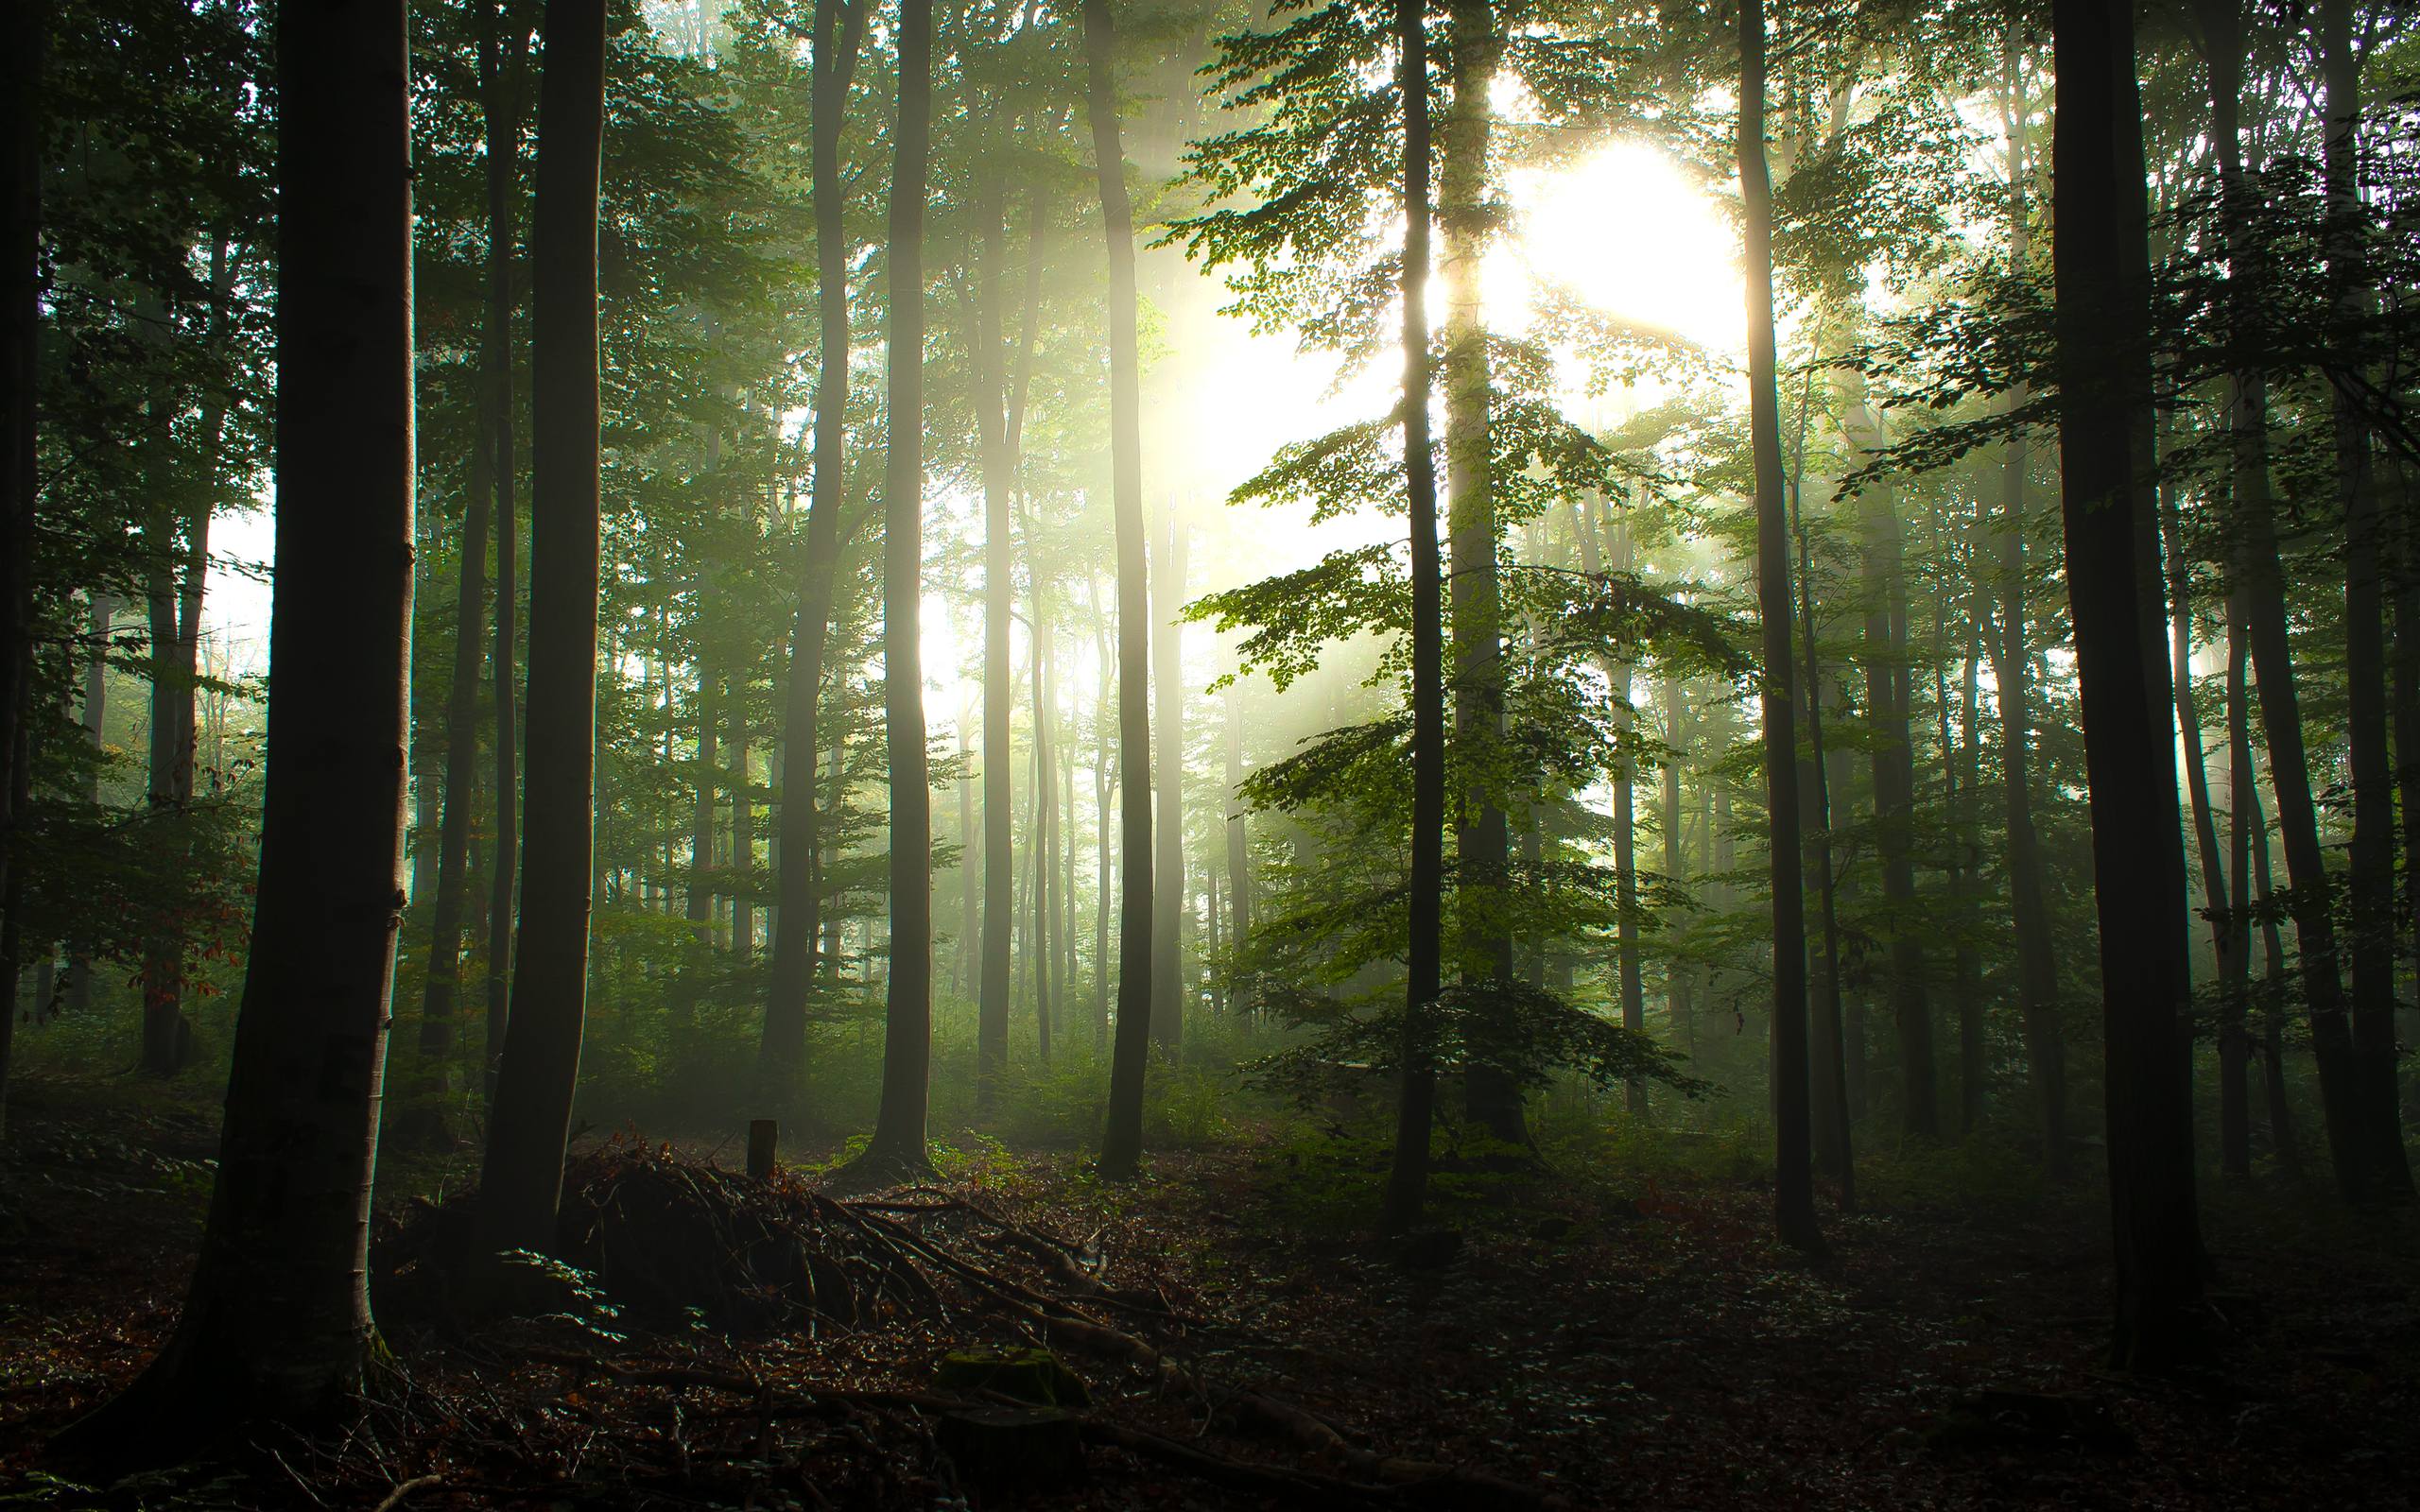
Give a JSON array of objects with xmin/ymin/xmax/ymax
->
[{"xmin": 1507, "ymin": 142, "xmax": 1743, "ymax": 358}]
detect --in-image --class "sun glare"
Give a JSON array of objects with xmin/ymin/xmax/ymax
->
[{"xmin": 1508, "ymin": 143, "xmax": 1743, "ymax": 358}]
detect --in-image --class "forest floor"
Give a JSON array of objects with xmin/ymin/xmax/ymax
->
[{"xmin": 3, "ymin": 1073, "xmax": 2418, "ymax": 1510}]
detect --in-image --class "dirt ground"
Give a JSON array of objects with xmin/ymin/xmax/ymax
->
[{"xmin": 3, "ymin": 1074, "xmax": 2416, "ymax": 1510}]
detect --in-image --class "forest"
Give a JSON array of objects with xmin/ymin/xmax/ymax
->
[{"xmin": 1, "ymin": 0, "xmax": 2418, "ymax": 1504}]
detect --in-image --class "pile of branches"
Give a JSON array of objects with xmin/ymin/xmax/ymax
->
[{"xmin": 347, "ymin": 1142, "xmax": 1566, "ymax": 1510}]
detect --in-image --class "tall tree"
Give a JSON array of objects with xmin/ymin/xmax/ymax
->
[
  {"xmin": 69, "ymin": 0, "xmax": 414, "ymax": 1424},
  {"xmin": 1741, "ymin": 0, "xmax": 1820, "ymax": 1253},
  {"xmin": 2204, "ymin": 0, "xmax": 2373, "ymax": 1204},
  {"xmin": 1439, "ymin": 0, "xmax": 1521, "ymax": 1146},
  {"xmin": 1150, "ymin": 500, "xmax": 1185, "ymax": 1047},
  {"xmin": 971, "ymin": 167, "xmax": 1015, "ymax": 1100},
  {"xmin": 762, "ymin": 0, "xmax": 866, "ymax": 1078},
  {"xmin": 475, "ymin": 0, "xmax": 608, "ymax": 1260},
  {"xmin": 2049, "ymin": 0, "xmax": 2204, "ymax": 1367},
  {"xmin": 2320, "ymin": 0, "xmax": 2412, "ymax": 1203},
  {"xmin": 0, "ymin": 1, "xmax": 32, "ymax": 1054},
  {"xmin": 1994, "ymin": 22, "xmax": 2066, "ymax": 1177},
  {"xmin": 480, "ymin": 0, "xmax": 528, "ymax": 1102},
  {"xmin": 1089, "ymin": 0, "xmax": 1155, "ymax": 1180},
  {"xmin": 858, "ymin": 0, "xmax": 936, "ymax": 1177},
  {"xmin": 1381, "ymin": 0, "xmax": 1443, "ymax": 1235}
]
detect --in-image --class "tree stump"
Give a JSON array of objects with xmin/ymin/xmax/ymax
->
[
  {"xmin": 746, "ymin": 1119, "xmax": 777, "ymax": 1180},
  {"xmin": 938, "ymin": 1405, "xmax": 1083, "ymax": 1493}
]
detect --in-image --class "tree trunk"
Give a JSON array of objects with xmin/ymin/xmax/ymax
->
[
  {"xmin": 475, "ymin": 0, "xmax": 607, "ymax": 1261},
  {"xmin": 1661, "ymin": 676, "xmax": 1690, "ymax": 1068},
  {"xmin": 1603, "ymin": 515, "xmax": 1645, "ymax": 1117},
  {"xmin": 1996, "ymin": 24, "xmax": 2066, "ymax": 1177},
  {"xmin": 972, "ymin": 171, "xmax": 1015, "ymax": 1099},
  {"xmin": 1857, "ymin": 472, "xmax": 1934, "ymax": 1137},
  {"xmin": 67, "ymin": 596, "xmax": 109, "ymax": 1016},
  {"xmin": 1150, "ymin": 500, "xmax": 1185, "ymax": 1049},
  {"xmin": 1088, "ymin": 0, "xmax": 1156, "ymax": 1179},
  {"xmin": 2160, "ymin": 472, "xmax": 2229, "ymax": 991},
  {"xmin": 762, "ymin": 0, "xmax": 867, "ymax": 1079},
  {"xmin": 687, "ymin": 664, "xmax": 718, "ymax": 933},
  {"xmin": 2049, "ymin": 0, "xmax": 2204, "ymax": 1367},
  {"xmin": 2206, "ymin": 0, "xmax": 2372, "ymax": 1204},
  {"xmin": 0, "ymin": 0, "xmax": 37, "ymax": 1111},
  {"xmin": 731, "ymin": 679, "xmax": 752, "ymax": 958},
  {"xmin": 2321, "ymin": 0, "xmax": 2411, "ymax": 1201},
  {"xmin": 1789, "ymin": 364, "xmax": 1853, "ymax": 1203},
  {"xmin": 1381, "ymin": 0, "xmax": 1443, "ymax": 1233},
  {"xmin": 75, "ymin": 0, "xmax": 413, "ymax": 1424},
  {"xmin": 1741, "ymin": 0, "xmax": 1821, "ymax": 1253},
  {"xmin": 2243, "ymin": 764, "xmax": 2299, "ymax": 1171},
  {"xmin": 1223, "ymin": 684, "xmax": 1249, "ymax": 963},
  {"xmin": 861, "ymin": 0, "xmax": 936, "ymax": 1177},
  {"xmin": 2221, "ymin": 592, "xmax": 2253, "ymax": 1177},
  {"xmin": 1439, "ymin": 0, "xmax": 1521, "ymax": 1145}
]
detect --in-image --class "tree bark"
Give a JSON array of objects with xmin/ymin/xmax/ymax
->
[
  {"xmin": 74, "ymin": 0, "xmax": 413, "ymax": 1424},
  {"xmin": 1381, "ymin": 0, "xmax": 1443, "ymax": 1234},
  {"xmin": 1741, "ymin": 0, "xmax": 1821, "ymax": 1253},
  {"xmin": 2321, "ymin": 0, "xmax": 2411, "ymax": 1201},
  {"xmin": 1995, "ymin": 24, "xmax": 2066, "ymax": 1177},
  {"xmin": 861, "ymin": 0, "xmax": 936, "ymax": 1176},
  {"xmin": 2049, "ymin": 0, "xmax": 2204, "ymax": 1367},
  {"xmin": 1088, "ymin": 0, "xmax": 1156, "ymax": 1179},
  {"xmin": 0, "ymin": 0, "xmax": 36, "ymax": 1103},
  {"xmin": 2206, "ymin": 0, "xmax": 2373, "ymax": 1204},
  {"xmin": 1150, "ymin": 500, "xmax": 1185, "ymax": 1049},
  {"xmin": 762, "ymin": 0, "xmax": 867, "ymax": 1078},
  {"xmin": 475, "ymin": 0, "xmax": 607, "ymax": 1261},
  {"xmin": 1438, "ymin": 0, "xmax": 1521, "ymax": 1145}
]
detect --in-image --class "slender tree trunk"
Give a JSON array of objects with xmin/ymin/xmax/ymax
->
[
  {"xmin": 2049, "ymin": 0, "xmax": 2204, "ymax": 1367},
  {"xmin": 0, "ymin": 0, "xmax": 37, "ymax": 1111},
  {"xmin": 1088, "ymin": 0, "xmax": 1156, "ymax": 1178},
  {"xmin": 1859, "ymin": 474, "xmax": 1934, "ymax": 1137},
  {"xmin": 2244, "ymin": 765, "xmax": 2299, "ymax": 1170},
  {"xmin": 2160, "ymin": 475, "xmax": 2230, "ymax": 988},
  {"xmin": 861, "ymin": 0, "xmax": 936, "ymax": 1176},
  {"xmin": 731, "ymin": 681, "xmax": 752, "ymax": 958},
  {"xmin": 1789, "ymin": 372, "xmax": 1853, "ymax": 1203},
  {"xmin": 1603, "ymin": 517, "xmax": 1645, "ymax": 1116},
  {"xmin": 2221, "ymin": 593, "xmax": 2254, "ymax": 1177},
  {"xmin": 1224, "ymin": 683, "xmax": 1249, "ymax": 963},
  {"xmin": 762, "ymin": 0, "xmax": 867, "ymax": 1079},
  {"xmin": 73, "ymin": 0, "xmax": 413, "ymax": 1423},
  {"xmin": 420, "ymin": 149, "xmax": 499, "ymax": 1063},
  {"xmin": 2322, "ymin": 0, "xmax": 2412, "ymax": 1201},
  {"xmin": 687, "ymin": 664, "xmax": 717, "ymax": 934},
  {"xmin": 2206, "ymin": 0, "xmax": 2372, "ymax": 1204},
  {"xmin": 972, "ymin": 174, "xmax": 1015, "ymax": 1100},
  {"xmin": 1150, "ymin": 501, "xmax": 1185, "ymax": 1049},
  {"xmin": 67, "ymin": 596, "xmax": 109, "ymax": 1016},
  {"xmin": 1661, "ymin": 676, "xmax": 1690, "ymax": 1066},
  {"xmin": 475, "ymin": 0, "xmax": 607, "ymax": 1260},
  {"xmin": 1438, "ymin": 0, "xmax": 1521, "ymax": 1144},
  {"xmin": 1381, "ymin": 0, "xmax": 1443, "ymax": 1233},
  {"xmin": 1742, "ymin": 0, "xmax": 1821, "ymax": 1253},
  {"xmin": 1996, "ymin": 24, "xmax": 2066, "ymax": 1177}
]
